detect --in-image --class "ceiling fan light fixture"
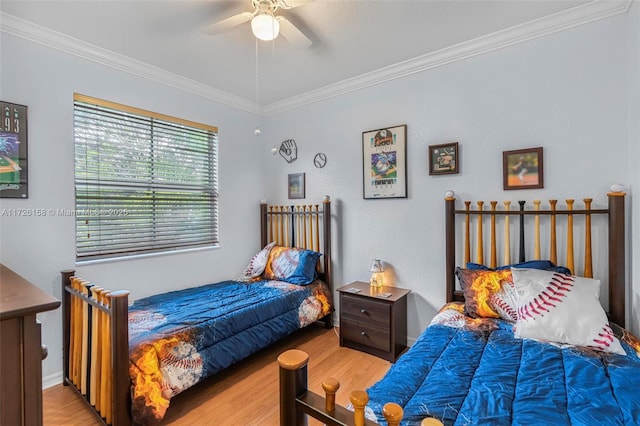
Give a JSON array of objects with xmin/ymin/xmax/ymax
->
[{"xmin": 251, "ymin": 12, "xmax": 280, "ymax": 41}]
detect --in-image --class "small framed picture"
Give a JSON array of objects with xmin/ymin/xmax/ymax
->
[
  {"xmin": 429, "ymin": 142, "xmax": 459, "ymax": 175},
  {"xmin": 288, "ymin": 173, "xmax": 305, "ymax": 199},
  {"xmin": 502, "ymin": 147, "xmax": 544, "ymax": 190}
]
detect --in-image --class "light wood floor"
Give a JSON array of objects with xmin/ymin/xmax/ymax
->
[{"xmin": 44, "ymin": 324, "xmax": 391, "ymax": 425}]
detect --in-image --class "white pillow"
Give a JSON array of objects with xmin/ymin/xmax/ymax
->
[
  {"xmin": 511, "ymin": 268, "xmax": 625, "ymax": 355},
  {"xmin": 238, "ymin": 241, "xmax": 276, "ymax": 282}
]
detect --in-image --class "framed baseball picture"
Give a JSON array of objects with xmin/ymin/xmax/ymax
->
[
  {"xmin": 502, "ymin": 147, "xmax": 544, "ymax": 190},
  {"xmin": 0, "ymin": 101, "xmax": 28, "ymax": 198},
  {"xmin": 362, "ymin": 124, "xmax": 407, "ymax": 199},
  {"xmin": 429, "ymin": 142, "xmax": 459, "ymax": 175}
]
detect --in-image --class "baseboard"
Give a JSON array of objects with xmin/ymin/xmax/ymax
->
[{"xmin": 43, "ymin": 372, "xmax": 63, "ymax": 390}]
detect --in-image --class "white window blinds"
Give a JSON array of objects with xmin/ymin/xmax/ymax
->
[{"xmin": 73, "ymin": 94, "xmax": 219, "ymax": 261}]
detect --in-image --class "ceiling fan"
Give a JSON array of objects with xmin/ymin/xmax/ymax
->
[{"xmin": 203, "ymin": 0, "xmax": 313, "ymax": 48}]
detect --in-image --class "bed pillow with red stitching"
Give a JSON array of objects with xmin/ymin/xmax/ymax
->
[
  {"xmin": 238, "ymin": 241, "xmax": 276, "ymax": 282},
  {"xmin": 511, "ymin": 268, "xmax": 625, "ymax": 355},
  {"xmin": 263, "ymin": 245, "xmax": 321, "ymax": 285},
  {"xmin": 455, "ymin": 267, "xmax": 518, "ymax": 321}
]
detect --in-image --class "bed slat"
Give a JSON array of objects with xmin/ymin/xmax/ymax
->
[
  {"xmin": 464, "ymin": 201, "xmax": 471, "ymax": 265},
  {"xmin": 566, "ymin": 199, "xmax": 575, "ymax": 274},
  {"xmin": 503, "ymin": 201, "xmax": 511, "ymax": 265},
  {"xmin": 476, "ymin": 201, "xmax": 484, "ymax": 265},
  {"xmin": 533, "ymin": 200, "xmax": 541, "ymax": 260},
  {"xmin": 518, "ymin": 200, "xmax": 526, "ymax": 262},
  {"xmin": 490, "ymin": 201, "xmax": 497, "ymax": 269},
  {"xmin": 550, "ymin": 199, "xmax": 558, "ymax": 264},
  {"xmin": 584, "ymin": 198, "xmax": 593, "ymax": 278}
]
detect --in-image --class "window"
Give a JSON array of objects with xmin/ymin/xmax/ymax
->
[{"xmin": 73, "ymin": 93, "xmax": 218, "ymax": 261}]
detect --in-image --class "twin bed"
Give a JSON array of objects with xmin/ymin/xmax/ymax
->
[
  {"xmin": 279, "ymin": 188, "xmax": 640, "ymax": 426},
  {"xmin": 365, "ymin": 189, "xmax": 639, "ymax": 425},
  {"xmin": 62, "ymin": 197, "xmax": 333, "ymax": 425}
]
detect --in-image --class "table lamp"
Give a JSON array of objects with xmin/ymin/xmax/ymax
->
[{"xmin": 369, "ymin": 259, "xmax": 384, "ymax": 288}]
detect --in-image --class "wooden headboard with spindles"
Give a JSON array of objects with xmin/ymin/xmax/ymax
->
[
  {"xmin": 260, "ymin": 195, "xmax": 332, "ymax": 292},
  {"xmin": 445, "ymin": 189, "xmax": 626, "ymax": 327}
]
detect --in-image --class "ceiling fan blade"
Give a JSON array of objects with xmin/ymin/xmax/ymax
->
[
  {"xmin": 203, "ymin": 11, "xmax": 253, "ymax": 35},
  {"xmin": 276, "ymin": 16, "xmax": 312, "ymax": 48},
  {"xmin": 277, "ymin": 0, "xmax": 315, "ymax": 9}
]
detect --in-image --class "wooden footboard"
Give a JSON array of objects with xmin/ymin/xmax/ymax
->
[
  {"xmin": 278, "ymin": 349, "xmax": 390, "ymax": 426},
  {"xmin": 277, "ymin": 349, "xmax": 442, "ymax": 426},
  {"xmin": 61, "ymin": 270, "xmax": 131, "ymax": 426}
]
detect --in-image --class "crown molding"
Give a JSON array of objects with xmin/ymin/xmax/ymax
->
[
  {"xmin": 263, "ymin": 0, "xmax": 632, "ymax": 115},
  {"xmin": 1, "ymin": 0, "xmax": 631, "ymax": 116},
  {"xmin": 0, "ymin": 12, "xmax": 255, "ymax": 114}
]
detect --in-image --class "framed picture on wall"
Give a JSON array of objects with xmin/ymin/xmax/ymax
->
[
  {"xmin": 0, "ymin": 101, "xmax": 28, "ymax": 198},
  {"xmin": 429, "ymin": 142, "xmax": 459, "ymax": 175},
  {"xmin": 362, "ymin": 124, "xmax": 407, "ymax": 199},
  {"xmin": 502, "ymin": 147, "xmax": 544, "ymax": 190},
  {"xmin": 288, "ymin": 173, "xmax": 305, "ymax": 199}
]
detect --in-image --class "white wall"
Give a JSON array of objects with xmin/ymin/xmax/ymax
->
[
  {"xmin": 264, "ymin": 11, "xmax": 639, "ymax": 339},
  {"xmin": 0, "ymin": 34, "xmax": 266, "ymax": 383},
  {"xmin": 629, "ymin": 0, "xmax": 639, "ymax": 337}
]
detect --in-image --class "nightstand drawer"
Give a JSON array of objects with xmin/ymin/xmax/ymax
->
[
  {"xmin": 341, "ymin": 318, "xmax": 390, "ymax": 352},
  {"xmin": 341, "ymin": 294, "xmax": 391, "ymax": 328}
]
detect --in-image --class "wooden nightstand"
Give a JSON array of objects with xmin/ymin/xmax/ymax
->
[{"xmin": 337, "ymin": 281, "xmax": 411, "ymax": 362}]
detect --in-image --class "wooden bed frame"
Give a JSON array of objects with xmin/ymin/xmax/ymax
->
[
  {"xmin": 445, "ymin": 189, "xmax": 626, "ymax": 328},
  {"xmin": 278, "ymin": 189, "xmax": 627, "ymax": 426},
  {"xmin": 61, "ymin": 197, "xmax": 333, "ymax": 425}
]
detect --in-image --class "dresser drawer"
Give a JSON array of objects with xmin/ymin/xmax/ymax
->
[
  {"xmin": 341, "ymin": 294, "xmax": 391, "ymax": 328},
  {"xmin": 341, "ymin": 318, "xmax": 390, "ymax": 352}
]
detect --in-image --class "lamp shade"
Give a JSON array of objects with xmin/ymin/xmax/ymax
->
[
  {"xmin": 251, "ymin": 13, "xmax": 280, "ymax": 41},
  {"xmin": 369, "ymin": 259, "xmax": 384, "ymax": 273}
]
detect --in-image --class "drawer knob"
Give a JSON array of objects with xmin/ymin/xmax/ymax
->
[
  {"xmin": 360, "ymin": 330, "xmax": 367, "ymax": 336},
  {"xmin": 360, "ymin": 309, "xmax": 367, "ymax": 314}
]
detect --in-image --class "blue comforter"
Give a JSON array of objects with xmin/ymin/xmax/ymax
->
[
  {"xmin": 365, "ymin": 304, "xmax": 640, "ymax": 426},
  {"xmin": 126, "ymin": 279, "xmax": 331, "ymax": 424}
]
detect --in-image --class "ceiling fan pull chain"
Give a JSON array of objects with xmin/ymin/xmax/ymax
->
[{"xmin": 254, "ymin": 38, "xmax": 261, "ymax": 136}]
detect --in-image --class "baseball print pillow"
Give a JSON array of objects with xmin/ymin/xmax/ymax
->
[
  {"xmin": 455, "ymin": 268, "xmax": 518, "ymax": 321},
  {"xmin": 238, "ymin": 241, "xmax": 276, "ymax": 282},
  {"xmin": 511, "ymin": 268, "xmax": 625, "ymax": 355}
]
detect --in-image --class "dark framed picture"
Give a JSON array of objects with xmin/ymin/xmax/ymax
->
[
  {"xmin": 502, "ymin": 147, "xmax": 544, "ymax": 190},
  {"xmin": 362, "ymin": 124, "xmax": 407, "ymax": 199},
  {"xmin": 288, "ymin": 173, "xmax": 305, "ymax": 199},
  {"xmin": 0, "ymin": 101, "xmax": 28, "ymax": 198},
  {"xmin": 429, "ymin": 142, "xmax": 459, "ymax": 175}
]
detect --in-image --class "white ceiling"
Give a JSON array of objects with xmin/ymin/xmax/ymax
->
[{"xmin": 0, "ymin": 1, "xmax": 631, "ymax": 114}]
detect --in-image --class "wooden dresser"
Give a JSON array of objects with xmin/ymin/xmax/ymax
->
[
  {"xmin": 0, "ymin": 264, "xmax": 61, "ymax": 426},
  {"xmin": 337, "ymin": 281, "xmax": 411, "ymax": 362}
]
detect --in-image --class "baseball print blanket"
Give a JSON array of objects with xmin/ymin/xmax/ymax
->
[
  {"xmin": 364, "ymin": 302, "xmax": 640, "ymax": 426},
  {"xmin": 126, "ymin": 279, "xmax": 331, "ymax": 424}
]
